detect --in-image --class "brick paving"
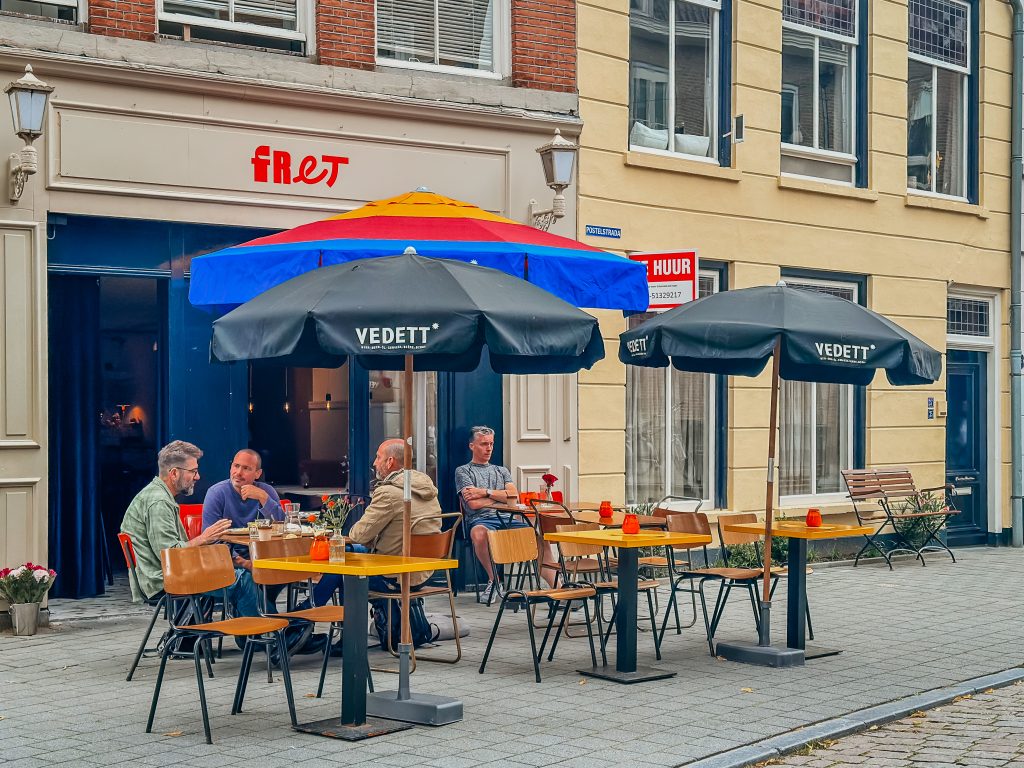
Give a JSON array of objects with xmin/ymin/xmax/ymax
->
[
  {"xmin": 1, "ymin": 547, "xmax": 1023, "ymax": 767},
  {"xmin": 765, "ymin": 682, "xmax": 1024, "ymax": 767}
]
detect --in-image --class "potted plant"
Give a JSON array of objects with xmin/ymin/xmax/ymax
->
[{"xmin": 0, "ymin": 563, "xmax": 57, "ymax": 636}]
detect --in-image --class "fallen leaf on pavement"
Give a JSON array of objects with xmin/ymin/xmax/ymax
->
[
  {"xmin": 578, "ymin": 679, "xmax": 586, "ymax": 685},
  {"xmin": 304, "ymin": 693, "xmax": 316, "ymax": 698},
  {"xmin": 163, "ymin": 731, "xmax": 184, "ymax": 737},
  {"xmin": 868, "ymin": 725, "xmax": 879, "ymax": 730},
  {"xmin": 740, "ymin": 687, "xmax": 754, "ymax": 693},
  {"xmin": 909, "ymin": 711, "xmax": 927, "ymax": 718},
  {"xmin": 953, "ymin": 694, "xmax": 972, "ymax": 702}
]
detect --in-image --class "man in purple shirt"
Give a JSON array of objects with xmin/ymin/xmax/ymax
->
[{"xmin": 202, "ymin": 448, "xmax": 283, "ymax": 571}]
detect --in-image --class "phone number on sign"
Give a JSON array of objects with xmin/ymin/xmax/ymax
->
[{"xmin": 651, "ymin": 290, "xmax": 683, "ymax": 300}]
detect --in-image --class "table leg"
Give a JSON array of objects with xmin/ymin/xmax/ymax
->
[
  {"xmin": 578, "ymin": 547, "xmax": 675, "ymax": 684},
  {"xmin": 293, "ymin": 574, "xmax": 412, "ymax": 740},
  {"xmin": 786, "ymin": 539, "xmax": 840, "ymax": 660}
]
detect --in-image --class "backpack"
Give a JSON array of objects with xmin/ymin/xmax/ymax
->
[{"xmin": 371, "ymin": 596, "xmax": 436, "ymax": 649}]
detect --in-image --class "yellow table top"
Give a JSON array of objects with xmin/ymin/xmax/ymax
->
[
  {"xmin": 252, "ymin": 553, "xmax": 459, "ymax": 576},
  {"xmin": 722, "ymin": 521, "xmax": 873, "ymax": 540},
  {"xmin": 544, "ymin": 529, "xmax": 711, "ymax": 548}
]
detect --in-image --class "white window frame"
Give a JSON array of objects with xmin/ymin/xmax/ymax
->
[
  {"xmin": 628, "ymin": 0, "xmax": 721, "ymax": 162},
  {"xmin": 779, "ymin": 276, "xmax": 857, "ymax": 507},
  {"xmin": 780, "ymin": 15, "xmax": 858, "ymax": 184},
  {"xmin": 374, "ymin": 0, "xmax": 510, "ymax": 80},
  {"xmin": 158, "ymin": 0, "xmax": 311, "ymax": 49},
  {"xmin": 906, "ymin": 49, "xmax": 970, "ymax": 201},
  {"xmin": 1, "ymin": 0, "xmax": 86, "ymax": 23},
  {"xmin": 626, "ymin": 270, "xmax": 719, "ymax": 507}
]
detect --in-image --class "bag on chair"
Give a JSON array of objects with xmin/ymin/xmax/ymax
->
[{"xmin": 371, "ymin": 596, "xmax": 436, "ymax": 649}]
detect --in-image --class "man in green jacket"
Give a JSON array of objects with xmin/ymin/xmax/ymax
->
[{"xmin": 119, "ymin": 440, "xmax": 256, "ymax": 616}]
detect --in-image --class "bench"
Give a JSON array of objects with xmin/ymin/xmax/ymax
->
[{"xmin": 841, "ymin": 467, "xmax": 959, "ymax": 569}]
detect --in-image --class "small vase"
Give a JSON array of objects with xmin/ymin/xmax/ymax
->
[
  {"xmin": 622, "ymin": 513, "xmax": 641, "ymax": 535},
  {"xmin": 10, "ymin": 602, "xmax": 40, "ymax": 636}
]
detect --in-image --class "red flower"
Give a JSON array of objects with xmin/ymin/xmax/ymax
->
[
  {"xmin": 541, "ymin": 473, "xmax": 558, "ymax": 487},
  {"xmin": 321, "ymin": 494, "xmax": 329, "ymax": 502}
]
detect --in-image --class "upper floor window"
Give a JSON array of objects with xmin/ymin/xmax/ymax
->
[
  {"xmin": 376, "ymin": 0, "xmax": 507, "ymax": 77},
  {"xmin": 159, "ymin": 0, "xmax": 309, "ymax": 54},
  {"xmin": 628, "ymin": 0, "xmax": 731, "ymax": 164},
  {"xmin": 780, "ymin": 0, "xmax": 861, "ymax": 184},
  {"xmin": 907, "ymin": 0, "xmax": 971, "ymax": 199},
  {"xmin": 1, "ymin": 0, "xmax": 79, "ymax": 23}
]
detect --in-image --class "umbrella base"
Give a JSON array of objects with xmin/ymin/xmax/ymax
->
[
  {"xmin": 294, "ymin": 716, "xmax": 413, "ymax": 741},
  {"xmin": 716, "ymin": 641, "xmax": 805, "ymax": 668},
  {"xmin": 365, "ymin": 690, "xmax": 464, "ymax": 725},
  {"xmin": 578, "ymin": 664, "xmax": 677, "ymax": 684}
]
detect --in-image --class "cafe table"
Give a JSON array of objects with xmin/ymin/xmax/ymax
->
[
  {"xmin": 252, "ymin": 552, "xmax": 458, "ymax": 740},
  {"xmin": 720, "ymin": 520, "xmax": 872, "ymax": 659},
  {"xmin": 543, "ymin": 528, "xmax": 711, "ymax": 683},
  {"xmin": 571, "ymin": 509, "xmax": 666, "ymax": 528}
]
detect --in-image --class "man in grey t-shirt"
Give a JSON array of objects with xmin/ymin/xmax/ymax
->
[{"xmin": 454, "ymin": 426, "xmax": 531, "ymax": 603}]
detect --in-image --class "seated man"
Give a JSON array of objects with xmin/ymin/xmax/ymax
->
[
  {"xmin": 454, "ymin": 425, "xmax": 538, "ymax": 603},
  {"xmin": 119, "ymin": 440, "xmax": 254, "ymax": 617},
  {"xmin": 307, "ymin": 439, "xmax": 442, "ymax": 608},
  {"xmin": 201, "ymin": 448, "xmax": 283, "ymax": 572}
]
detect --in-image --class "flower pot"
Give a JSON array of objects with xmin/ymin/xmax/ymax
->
[{"xmin": 10, "ymin": 602, "xmax": 40, "ymax": 636}]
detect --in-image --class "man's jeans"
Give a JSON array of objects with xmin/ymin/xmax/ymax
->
[{"xmin": 201, "ymin": 567, "xmax": 259, "ymax": 618}]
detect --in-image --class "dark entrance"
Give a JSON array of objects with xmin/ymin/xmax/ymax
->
[{"xmin": 945, "ymin": 349, "xmax": 988, "ymax": 546}]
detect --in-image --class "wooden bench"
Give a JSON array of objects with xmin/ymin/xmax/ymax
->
[{"xmin": 841, "ymin": 467, "xmax": 959, "ymax": 569}]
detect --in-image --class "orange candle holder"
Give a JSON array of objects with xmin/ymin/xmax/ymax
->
[
  {"xmin": 599, "ymin": 500, "xmax": 613, "ymax": 518},
  {"xmin": 310, "ymin": 533, "xmax": 330, "ymax": 561},
  {"xmin": 622, "ymin": 512, "xmax": 640, "ymax": 535},
  {"xmin": 805, "ymin": 508, "xmax": 822, "ymax": 527}
]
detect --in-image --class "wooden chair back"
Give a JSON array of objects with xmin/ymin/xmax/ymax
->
[
  {"xmin": 842, "ymin": 467, "xmax": 919, "ymax": 523},
  {"xmin": 410, "ymin": 513, "xmax": 461, "ymax": 559},
  {"xmin": 161, "ymin": 544, "xmax": 235, "ymax": 596},
  {"xmin": 665, "ymin": 510, "xmax": 712, "ymax": 540},
  {"xmin": 486, "ymin": 526, "xmax": 539, "ymax": 565},
  {"xmin": 250, "ymin": 537, "xmax": 318, "ymax": 585},
  {"xmin": 529, "ymin": 499, "xmax": 573, "ymax": 535},
  {"xmin": 718, "ymin": 513, "xmax": 761, "ymax": 546},
  {"xmin": 553, "ymin": 522, "xmax": 603, "ymax": 558}
]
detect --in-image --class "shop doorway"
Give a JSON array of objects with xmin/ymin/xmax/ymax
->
[{"xmin": 944, "ymin": 349, "xmax": 988, "ymax": 546}]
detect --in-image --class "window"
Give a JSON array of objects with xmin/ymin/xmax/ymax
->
[
  {"xmin": 907, "ymin": 0, "xmax": 971, "ymax": 198},
  {"xmin": 947, "ymin": 296, "xmax": 991, "ymax": 339},
  {"xmin": 376, "ymin": 0, "xmax": 506, "ymax": 77},
  {"xmin": 1, "ymin": 0, "xmax": 79, "ymax": 23},
  {"xmin": 628, "ymin": 0, "xmax": 730, "ymax": 163},
  {"xmin": 626, "ymin": 273, "xmax": 718, "ymax": 505},
  {"xmin": 780, "ymin": 0, "xmax": 861, "ymax": 184},
  {"xmin": 159, "ymin": 0, "xmax": 309, "ymax": 53},
  {"xmin": 779, "ymin": 279, "xmax": 857, "ymax": 499}
]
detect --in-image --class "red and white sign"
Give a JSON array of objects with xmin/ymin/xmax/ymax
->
[{"xmin": 630, "ymin": 251, "xmax": 699, "ymax": 311}]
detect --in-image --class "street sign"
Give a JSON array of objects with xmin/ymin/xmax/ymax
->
[{"xmin": 629, "ymin": 250, "xmax": 698, "ymax": 311}]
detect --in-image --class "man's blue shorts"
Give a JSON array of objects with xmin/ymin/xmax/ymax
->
[{"xmin": 469, "ymin": 513, "xmax": 532, "ymax": 532}]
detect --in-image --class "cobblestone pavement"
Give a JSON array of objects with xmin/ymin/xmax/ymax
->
[
  {"xmin": 1, "ymin": 547, "xmax": 1023, "ymax": 768},
  {"xmin": 765, "ymin": 682, "xmax": 1024, "ymax": 767}
]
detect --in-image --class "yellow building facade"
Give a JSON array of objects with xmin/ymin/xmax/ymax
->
[{"xmin": 576, "ymin": 0, "xmax": 1013, "ymax": 544}]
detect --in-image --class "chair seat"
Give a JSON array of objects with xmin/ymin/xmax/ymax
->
[
  {"xmin": 593, "ymin": 578, "xmax": 660, "ymax": 591},
  {"xmin": 276, "ymin": 605, "xmax": 345, "ymax": 623},
  {"xmin": 523, "ymin": 586, "xmax": 596, "ymax": 601},
  {"xmin": 687, "ymin": 566, "xmax": 764, "ymax": 581},
  {"xmin": 184, "ymin": 616, "xmax": 289, "ymax": 637}
]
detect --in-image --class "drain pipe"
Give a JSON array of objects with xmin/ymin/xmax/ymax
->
[{"xmin": 1008, "ymin": 0, "xmax": 1024, "ymax": 547}]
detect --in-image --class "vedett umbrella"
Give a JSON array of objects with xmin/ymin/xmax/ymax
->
[
  {"xmin": 190, "ymin": 188, "xmax": 649, "ymax": 312},
  {"xmin": 619, "ymin": 282, "xmax": 942, "ymax": 658},
  {"xmin": 212, "ymin": 250, "xmax": 604, "ymax": 720}
]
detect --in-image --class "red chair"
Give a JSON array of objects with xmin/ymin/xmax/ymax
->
[
  {"xmin": 119, "ymin": 532, "xmax": 170, "ymax": 682},
  {"xmin": 179, "ymin": 503, "xmax": 204, "ymax": 540}
]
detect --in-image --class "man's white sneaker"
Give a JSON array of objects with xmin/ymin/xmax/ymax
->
[{"xmin": 480, "ymin": 581, "xmax": 502, "ymax": 605}]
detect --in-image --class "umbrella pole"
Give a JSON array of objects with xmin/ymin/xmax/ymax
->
[
  {"xmin": 758, "ymin": 338, "xmax": 781, "ymax": 647},
  {"xmin": 398, "ymin": 353, "xmax": 414, "ymax": 699}
]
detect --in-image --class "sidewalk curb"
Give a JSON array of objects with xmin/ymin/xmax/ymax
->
[{"xmin": 677, "ymin": 667, "xmax": 1024, "ymax": 768}]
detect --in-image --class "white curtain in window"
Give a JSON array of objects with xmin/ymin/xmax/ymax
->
[
  {"xmin": 626, "ymin": 365, "xmax": 666, "ymax": 505},
  {"xmin": 779, "ymin": 379, "xmax": 812, "ymax": 496},
  {"xmin": 669, "ymin": 368, "xmax": 709, "ymax": 498}
]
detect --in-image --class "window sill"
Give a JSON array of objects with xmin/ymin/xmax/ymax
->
[
  {"xmin": 624, "ymin": 150, "xmax": 742, "ymax": 182},
  {"xmin": 905, "ymin": 192, "xmax": 988, "ymax": 219},
  {"xmin": 777, "ymin": 175, "xmax": 878, "ymax": 202}
]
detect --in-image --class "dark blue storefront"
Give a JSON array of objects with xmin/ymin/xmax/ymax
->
[{"xmin": 48, "ymin": 213, "xmax": 502, "ymax": 598}]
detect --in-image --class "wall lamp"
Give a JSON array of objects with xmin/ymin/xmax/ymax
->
[
  {"xmin": 529, "ymin": 128, "xmax": 578, "ymax": 231},
  {"xmin": 6, "ymin": 65, "xmax": 54, "ymax": 203}
]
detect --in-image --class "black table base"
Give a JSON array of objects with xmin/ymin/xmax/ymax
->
[
  {"xmin": 803, "ymin": 645, "xmax": 842, "ymax": 660},
  {"xmin": 294, "ymin": 717, "xmax": 412, "ymax": 741},
  {"xmin": 578, "ymin": 664, "xmax": 676, "ymax": 684}
]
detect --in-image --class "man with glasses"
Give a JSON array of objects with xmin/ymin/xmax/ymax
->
[
  {"xmin": 120, "ymin": 440, "xmax": 258, "ymax": 618},
  {"xmin": 455, "ymin": 426, "xmax": 531, "ymax": 604}
]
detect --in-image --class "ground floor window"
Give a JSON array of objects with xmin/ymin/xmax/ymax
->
[
  {"xmin": 626, "ymin": 272, "xmax": 718, "ymax": 505},
  {"xmin": 779, "ymin": 278, "xmax": 858, "ymax": 499}
]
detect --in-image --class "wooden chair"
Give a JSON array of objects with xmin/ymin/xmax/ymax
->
[
  {"xmin": 552, "ymin": 522, "xmax": 663, "ymax": 663},
  {"xmin": 842, "ymin": 467, "xmax": 959, "ymax": 568},
  {"xmin": 717, "ymin": 513, "xmax": 813, "ymax": 641},
  {"xmin": 119, "ymin": 532, "xmax": 172, "ymax": 682},
  {"xmin": 146, "ymin": 545, "xmax": 296, "ymax": 744},
  {"xmin": 250, "ymin": 537, "xmax": 347, "ymax": 698},
  {"xmin": 529, "ymin": 499, "xmax": 586, "ymax": 588},
  {"xmin": 369, "ymin": 513, "xmax": 464, "ymax": 665},
  {"xmin": 642, "ymin": 495, "xmax": 704, "ymax": 633},
  {"xmin": 658, "ymin": 512, "xmax": 770, "ymax": 655},
  {"xmin": 478, "ymin": 527, "xmax": 598, "ymax": 683}
]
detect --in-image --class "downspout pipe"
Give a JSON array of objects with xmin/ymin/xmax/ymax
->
[{"xmin": 1008, "ymin": 0, "xmax": 1024, "ymax": 547}]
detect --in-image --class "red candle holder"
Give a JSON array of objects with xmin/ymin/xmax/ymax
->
[
  {"xmin": 310, "ymin": 534, "xmax": 330, "ymax": 561},
  {"xmin": 599, "ymin": 500, "xmax": 613, "ymax": 518},
  {"xmin": 805, "ymin": 508, "xmax": 822, "ymax": 527},
  {"xmin": 622, "ymin": 512, "xmax": 640, "ymax": 535}
]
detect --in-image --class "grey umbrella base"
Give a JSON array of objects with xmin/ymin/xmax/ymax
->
[
  {"xmin": 365, "ymin": 643, "xmax": 464, "ymax": 725},
  {"xmin": 716, "ymin": 641, "xmax": 805, "ymax": 668}
]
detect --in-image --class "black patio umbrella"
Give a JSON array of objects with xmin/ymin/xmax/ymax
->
[
  {"xmin": 619, "ymin": 282, "xmax": 942, "ymax": 656},
  {"xmin": 212, "ymin": 249, "xmax": 604, "ymax": 718}
]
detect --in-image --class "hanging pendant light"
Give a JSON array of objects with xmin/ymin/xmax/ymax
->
[
  {"xmin": 247, "ymin": 365, "xmax": 254, "ymax": 414},
  {"xmin": 283, "ymin": 368, "xmax": 290, "ymax": 413}
]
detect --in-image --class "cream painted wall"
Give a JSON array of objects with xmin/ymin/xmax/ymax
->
[{"xmin": 576, "ymin": 0, "xmax": 1013, "ymax": 530}]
